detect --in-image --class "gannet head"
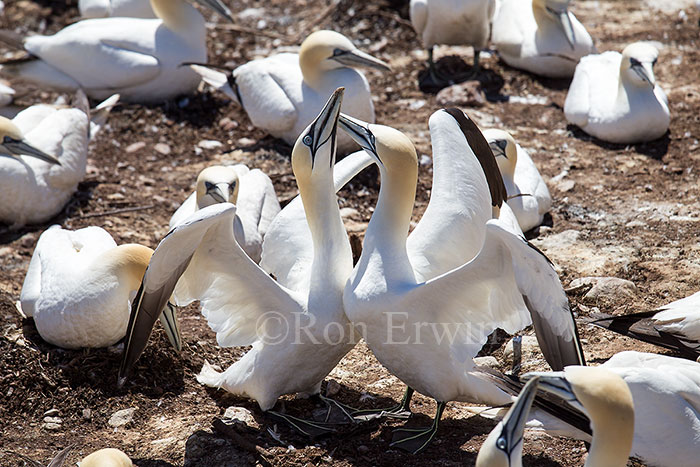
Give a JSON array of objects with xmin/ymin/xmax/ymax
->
[
  {"xmin": 151, "ymin": 0, "xmax": 234, "ymax": 29},
  {"xmin": 102, "ymin": 244, "xmax": 154, "ymax": 291},
  {"xmin": 80, "ymin": 448, "xmax": 133, "ymax": 467},
  {"xmin": 0, "ymin": 116, "xmax": 61, "ymax": 165},
  {"xmin": 195, "ymin": 165, "xmax": 240, "ymax": 209},
  {"xmin": 337, "ymin": 113, "xmax": 417, "ymax": 173},
  {"xmin": 299, "ymin": 30, "xmax": 391, "ymax": 86},
  {"xmin": 483, "ymin": 129, "xmax": 518, "ymax": 180},
  {"xmin": 533, "ymin": 0, "xmax": 576, "ymax": 50},
  {"xmin": 476, "ymin": 376, "xmax": 540, "ymax": 467},
  {"xmin": 528, "ymin": 367, "xmax": 635, "ymax": 466},
  {"xmin": 621, "ymin": 42, "xmax": 658, "ymax": 88}
]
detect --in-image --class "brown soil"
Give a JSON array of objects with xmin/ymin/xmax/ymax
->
[{"xmin": 1, "ymin": 0, "xmax": 698, "ymax": 465}]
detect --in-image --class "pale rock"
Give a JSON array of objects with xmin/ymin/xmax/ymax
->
[
  {"xmin": 154, "ymin": 143, "xmax": 171, "ymax": 155},
  {"xmin": 108, "ymin": 408, "xmax": 137, "ymax": 428},
  {"xmin": 125, "ymin": 142, "xmax": 146, "ymax": 153},
  {"xmin": 222, "ymin": 406, "xmax": 258, "ymax": 428},
  {"xmin": 473, "ymin": 356, "xmax": 500, "ymax": 369},
  {"xmin": 568, "ymin": 277, "xmax": 638, "ymax": 303},
  {"xmin": 43, "ymin": 408, "xmax": 59, "ymax": 417},
  {"xmin": 436, "ymin": 81, "xmax": 486, "ymax": 107},
  {"xmin": 198, "ymin": 140, "xmax": 223, "ymax": 149}
]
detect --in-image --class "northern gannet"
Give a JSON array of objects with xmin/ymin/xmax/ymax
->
[
  {"xmin": 119, "ymin": 89, "xmax": 372, "ymax": 434},
  {"xmin": 188, "ymin": 30, "xmax": 390, "ymax": 153},
  {"xmin": 484, "ymin": 129, "xmax": 552, "ymax": 233},
  {"xmin": 169, "ymin": 165, "xmax": 280, "ymax": 263},
  {"xmin": 338, "ymin": 109, "xmax": 584, "ymax": 453},
  {"xmin": 564, "ymin": 42, "xmax": 670, "ymax": 143},
  {"xmin": 591, "ymin": 291, "xmax": 700, "ymax": 359},
  {"xmin": 80, "ymin": 448, "xmax": 133, "ymax": 467},
  {"xmin": 19, "ymin": 225, "xmax": 160, "ymax": 349},
  {"xmin": 0, "ymin": 92, "xmax": 91, "ymax": 228},
  {"xmin": 0, "ymin": 0, "xmax": 233, "ymax": 103},
  {"xmin": 79, "ymin": 0, "xmax": 156, "ymax": 19},
  {"xmin": 410, "ymin": 0, "xmax": 496, "ymax": 86},
  {"xmin": 492, "ymin": 0, "xmax": 595, "ymax": 78},
  {"xmin": 477, "ymin": 366, "xmax": 635, "ymax": 467}
]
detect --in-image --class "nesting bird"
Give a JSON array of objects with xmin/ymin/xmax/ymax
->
[
  {"xmin": 0, "ymin": 0, "xmax": 234, "ymax": 102},
  {"xmin": 19, "ymin": 225, "xmax": 157, "ymax": 349},
  {"xmin": 338, "ymin": 109, "xmax": 584, "ymax": 453},
  {"xmin": 483, "ymin": 129, "xmax": 552, "ymax": 233},
  {"xmin": 565, "ymin": 42, "xmax": 670, "ymax": 143},
  {"xmin": 410, "ymin": 0, "xmax": 496, "ymax": 86},
  {"xmin": 79, "ymin": 0, "xmax": 155, "ymax": 19},
  {"xmin": 492, "ymin": 0, "xmax": 595, "ymax": 78},
  {"xmin": 80, "ymin": 448, "xmax": 133, "ymax": 467},
  {"xmin": 189, "ymin": 30, "xmax": 390, "ymax": 153},
  {"xmin": 169, "ymin": 165, "xmax": 280, "ymax": 263},
  {"xmin": 0, "ymin": 92, "xmax": 92, "ymax": 228}
]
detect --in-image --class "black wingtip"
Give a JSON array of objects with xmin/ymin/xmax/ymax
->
[{"xmin": 443, "ymin": 108, "xmax": 507, "ymax": 208}]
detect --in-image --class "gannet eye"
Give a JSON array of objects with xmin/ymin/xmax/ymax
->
[
  {"xmin": 332, "ymin": 48, "xmax": 345, "ymax": 57},
  {"xmin": 497, "ymin": 436, "xmax": 507, "ymax": 450},
  {"xmin": 303, "ymin": 135, "xmax": 313, "ymax": 146},
  {"xmin": 204, "ymin": 181, "xmax": 215, "ymax": 191},
  {"xmin": 229, "ymin": 181, "xmax": 236, "ymax": 189},
  {"xmin": 2, "ymin": 135, "xmax": 12, "ymax": 144},
  {"xmin": 630, "ymin": 57, "xmax": 641, "ymax": 67},
  {"xmin": 652, "ymin": 57, "xmax": 658, "ymax": 66}
]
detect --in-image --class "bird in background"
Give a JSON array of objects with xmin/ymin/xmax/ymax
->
[
  {"xmin": 79, "ymin": 0, "xmax": 156, "ymax": 19},
  {"xmin": 188, "ymin": 29, "xmax": 390, "ymax": 153}
]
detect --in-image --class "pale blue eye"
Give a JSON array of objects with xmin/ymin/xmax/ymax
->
[
  {"xmin": 303, "ymin": 135, "xmax": 312, "ymax": 146},
  {"xmin": 497, "ymin": 437, "xmax": 507, "ymax": 450}
]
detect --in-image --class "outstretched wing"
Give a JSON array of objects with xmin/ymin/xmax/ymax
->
[
  {"xmin": 260, "ymin": 150, "xmax": 373, "ymax": 291},
  {"xmin": 120, "ymin": 203, "xmax": 301, "ymax": 381},
  {"xmin": 407, "ymin": 108, "xmax": 506, "ymax": 281},
  {"xmin": 237, "ymin": 168, "xmax": 281, "ymax": 236}
]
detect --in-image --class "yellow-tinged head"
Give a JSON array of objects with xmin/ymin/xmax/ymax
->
[
  {"xmin": 484, "ymin": 129, "xmax": 518, "ymax": 180},
  {"xmin": 80, "ymin": 448, "xmax": 133, "ymax": 467},
  {"xmin": 195, "ymin": 165, "xmax": 240, "ymax": 209},
  {"xmin": 620, "ymin": 42, "xmax": 659, "ymax": 88},
  {"xmin": 150, "ymin": 0, "xmax": 233, "ymax": 30},
  {"xmin": 299, "ymin": 30, "xmax": 390, "ymax": 86},
  {"xmin": 99, "ymin": 244, "xmax": 154, "ymax": 291},
  {"xmin": 0, "ymin": 116, "xmax": 61, "ymax": 165}
]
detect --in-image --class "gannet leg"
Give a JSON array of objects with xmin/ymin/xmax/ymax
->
[
  {"xmin": 318, "ymin": 386, "xmax": 414, "ymax": 422},
  {"xmin": 389, "ymin": 400, "xmax": 447, "ymax": 454},
  {"xmin": 267, "ymin": 411, "xmax": 338, "ymax": 438}
]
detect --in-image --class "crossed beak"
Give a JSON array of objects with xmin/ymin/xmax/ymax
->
[
  {"xmin": 332, "ymin": 48, "xmax": 391, "ymax": 72},
  {"xmin": 338, "ymin": 113, "xmax": 380, "ymax": 164},
  {"xmin": 1, "ymin": 137, "xmax": 61, "ymax": 165}
]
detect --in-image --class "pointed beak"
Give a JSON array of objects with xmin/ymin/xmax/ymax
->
[
  {"xmin": 332, "ymin": 48, "xmax": 391, "ymax": 72},
  {"xmin": 305, "ymin": 87, "xmax": 344, "ymax": 168},
  {"xmin": 489, "ymin": 140, "xmax": 508, "ymax": 159},
  {"xmin": 1, "ymin": 138, "xmax": 61, "ymax": 165},
  {"xmin": 632, "ymin": 62, "xmax": 655, "ymax": 87},
  {"xmin": 523, "ymin": 371, "xmax": 586, "ymax": 414},
  {"xmin": 498, "ymin": 376, "xmax": 540, "ymax": 454},
  {"xmin": 551, "ymin": 8, "xmax": 576, "ymax": 50},
  {"xmin": 196, "ymin": 0, "xmax": 234, "ymax": 23},
  {"xmin": 338, "ymin": 113, "xmax": 380, "ymax": 163},
  {"xmin": 159, "ymin": 302, "xmax": 182, "ymax": 352},
  {"xmin": 206, "ymin": 182, "xmax": 231, "ymax": 204}
]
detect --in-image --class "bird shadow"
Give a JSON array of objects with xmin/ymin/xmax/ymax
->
[
  {"xmin": 157, "ymin": 92, "xmax": 232, "ymax": 129},
  {"xmin": 567, "ymin": 124, "xmax": 671, "ymax": 160},
  {"xmin": 417, "ymin": 55, "xmax": 505, "ymax": 98}
]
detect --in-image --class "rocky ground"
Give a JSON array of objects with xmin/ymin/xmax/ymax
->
[{"xmin": 1, "ymin": 0, "xmax": 699, "ymax": 465}]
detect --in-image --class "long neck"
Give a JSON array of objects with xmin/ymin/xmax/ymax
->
[
  {"xmin": 359, "ymin": 162, "xmax": 418, "ymax": 284},
  {"xmin": 151, "ymin": 0, "xmax": 203, "ymax": 32},
  {"xmin": 298, "ymin": 173, "xmax": 352, "ymax": 294},
  {"xmin": 584, "ymin": 420, "xmax": 632, "ymax": 467}
]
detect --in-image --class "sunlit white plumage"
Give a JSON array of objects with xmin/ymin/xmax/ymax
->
[
  {"xmin": 169, "ymin": 164, "xmax": 280, "ymax": 263},
  {"xmin": 19, "ymin": 225, "xmax": 153, "ymax": 349},
  {"xmin": 565, "ymin": 42, "xmax": 670, "ymax": 143},
  {"xmin": 189, "ymin": 30, "xmax": 390, "ymax": 153},
  {"xmin": 0, "ymin": 0, "xmax": 233, "ymax": 102},
  {"xmin": 119, "ymin": 89, "xmax": 374, "ymax": 412},
  {"xmin": 0, "ymin": 80, "xmax": 14, "ymax": 107},
  {"xmin": 492, "ymin": 0, "xmax": 595, "ymax": 78},
  {"xmin": 337, "ymin": 109, "xmax": 583, "ymax": 452},
  {"xmin": 0, "ymin": 93, "xmax": 92, "ymax": 227},
  {"xmin": 484, "ymin": 129, "xmax": 552, "ymax": 232},
  {"xmin": 79, "ymin": 0, "xmax": 155, "ymax": 19}
]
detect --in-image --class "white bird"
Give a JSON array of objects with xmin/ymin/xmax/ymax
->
[
  {"xmin": 0, "ymin": 80, "xmax": 14, "ymax": 107},
  {"xmin": 477, "ymin": 366, "xmax": 635, "ymax": 467},
  {"xmin": 80, "ymin": 448, "xmax": 133, "ymax": 467},
  {"xmin": 79, "ymin": 0, "xmax": 155, "ymax": 19},
  {"xmin": 591, "ymin": 290, "xmax": 700, "ymax": 359},
  {"xmin": 565, "ymin": 42, "xmax": 670, "ymax": 144},
  {"xmin": 484, "ymin": 129, "xmax": 552, "ymax": 233},
  {"xmin": 19, "ymin": 225, "xmax": 155, "ymax": 349},
  {"xmin": 188, "ymin": 30, "xmax": 390, "ymax": 153},
  {"xmin": 492, "ymin": 0, "xmax": 595, "ymax": 78},
  {"xmin": 409, "ymin": 0, "xmax": 496, "ymax": 86},
  {"xmin": 337, "ymin": 109, "xmax": 584, "ymax": 453},
  {"xmin": 119, "ymin": 89, "xmax": 375, "ymax": 434},
  {"xmin": 0, "ymin": 0, "xmax": 233, "ymax": 103},
  {"xmin": 169, "ymin": 165, "xmax": 281, "ymax": 263},
  {"xmin": 0, "ymin": 92, "xmax": 91, "ymax": 228}
]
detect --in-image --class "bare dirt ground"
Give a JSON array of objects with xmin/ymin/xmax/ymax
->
[{"xmin": 1, "ymin": 0, "xmax": 699, "ymax": 465}]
